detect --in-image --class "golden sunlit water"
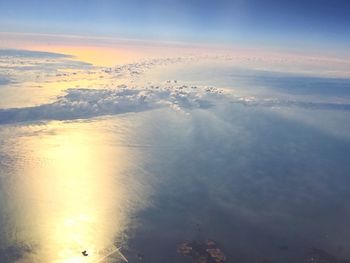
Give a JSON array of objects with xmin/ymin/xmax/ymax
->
[{"xmin": 2, "ymin": 121, "xmax": 148, "ymax": 263}]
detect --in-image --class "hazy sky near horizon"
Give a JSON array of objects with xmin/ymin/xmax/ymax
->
[{"xmin": 0, "ymin": 0, "xmax": 349, "ymax": 52}]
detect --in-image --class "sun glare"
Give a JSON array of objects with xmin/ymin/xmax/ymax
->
[{"xmin": 10, "ymin": 122, "xmax": 136, "ymax": 262}]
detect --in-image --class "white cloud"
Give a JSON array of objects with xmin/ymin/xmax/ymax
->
[
  {"xmin": 0, "ymin": 84, "xmax": 225, "ymax": 124},
  {"xmin": 0, "ymin": 81, "xmax": 349, "ymax": 125}
]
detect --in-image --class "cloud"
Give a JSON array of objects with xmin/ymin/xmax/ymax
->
[
  {"xmin": 1, "ymin": 48, "xmax": 349, "ymax": 126},
  {"xmin": 0, "ymin": 85, "xmax": 223, "ymax": 124},
  {"xmin": 0, "ymin": 80, "xmax": 349, "ymax": 125},
  {"xmin": 0, "ymin": 49, "xmax": 72, "ymax": 58},
  {"xmin": 0, "ymin": 49, "xmax": 91, "ymax": 72},
  {"xmin": 233, "ymin": 96, "xmax": 350, "ymax": 111}
]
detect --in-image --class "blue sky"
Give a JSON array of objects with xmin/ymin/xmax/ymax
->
[{"xmin": 0, "ymin": 0, "xmax": 349, "ymax": 50}]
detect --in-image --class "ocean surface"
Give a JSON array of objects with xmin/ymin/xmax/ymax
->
[{"xmin": 1, "ymin": 50, "xmax": 350, "ymax": 263}]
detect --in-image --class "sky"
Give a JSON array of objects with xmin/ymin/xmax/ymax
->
[{"xmin": 0, "ymin": 0, "xmax": 349, "ymax": 52}]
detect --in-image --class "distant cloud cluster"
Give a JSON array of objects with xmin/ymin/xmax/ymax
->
[
  {"xmin": 233, "ymin": 96, "xmax": 350, "ymax": 111},
  {"xmin": 0, "ymin": 85, "xmax": 223, "ymax": 124},
  {"xmin": 1, "ymin": 81, "xmax": 350, "ymax": 125},
  {"xmin": 0, "ymin": 49, "xmax": 72, "ymax": 58},
  {"xmin": 0, "ymin": 49, "xmax": 91, "ymax": 84}
]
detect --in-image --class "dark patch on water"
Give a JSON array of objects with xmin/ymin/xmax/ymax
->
[
  {"xmin": 177, "ymin": 240, "xmax": 226, "ymax": 263},
  {"xmin": 0, "ymin": 244, "xmax": 33, "ymax": 263}
]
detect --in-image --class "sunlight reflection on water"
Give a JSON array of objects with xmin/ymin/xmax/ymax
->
[{"xmin": 0, "ymin": 120, "xmax": 150, "ymax": 263}]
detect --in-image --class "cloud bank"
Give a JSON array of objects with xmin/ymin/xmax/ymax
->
[
  {"xmin": 0, "ymin": 82, "xmax": 349, "ymax": 125},
  {"xmin": 0, "ymin": 85, "xmax": 223, "ymax": 124},
  {"xmin": 1, "ymin": 49, "xmax": 350, "ymax": 125}
]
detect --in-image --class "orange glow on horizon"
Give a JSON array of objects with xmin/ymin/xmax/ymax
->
[
  {"xmin": 0, "ymin": 32, "xmax": 203, "ymax": 67},
  {"xmin": 31, "ymin": 45, "xmax": 148, "ymax": 66}
]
